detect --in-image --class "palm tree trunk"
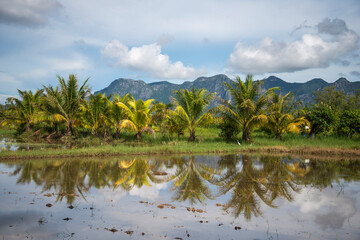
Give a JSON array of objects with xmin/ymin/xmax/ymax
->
[
  {"xmin": 136, "ymin": 131, "xmax": 142, "ymax": 140},
  {"xmin": 66, "ymin": 120, "xmax": 73, "ymax": 136},
  {"xmin": 242, "ymin": 128, "xmax": 251, "ymax": 142},
  {"xmin": 188, "ymin": 129, "xmax": 196, "ymax": 142}
]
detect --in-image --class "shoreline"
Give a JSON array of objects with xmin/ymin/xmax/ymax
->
[{"xmin": 1, "ymin": 144, "xmax": 359, "ymax": 161}]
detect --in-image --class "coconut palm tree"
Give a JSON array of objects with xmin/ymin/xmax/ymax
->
[
  {"xmin": 171, "ymin": 88, "xmax": 216, "ymax": 141},
  {"xmin": 116, "ymin": 98, "xmax": 155, "ymax": 140},
  {"xmin": 267, "ymin": 92, "xmax": 310, "ymax": 139},
  {"xmin": 81, "ymin": 93, "xmax": 111, "ymax": 136},
  {"xmin": 151, "ymin": 102, "xmax": 173, "ymax": 138},
  {"xmin": 42, "ymin": 74, "xmax": 90, "ymax": 136},
  {"xmin": 4, "ymin": 89, "xmax": 43, "ymax": 132},
  {"xmin": 110, "ymin": 93, "xmax": 133, "ymax": 138},
  {"xmin": 221, "ymin": 75, "xmax": 278, "ymax": 142}
]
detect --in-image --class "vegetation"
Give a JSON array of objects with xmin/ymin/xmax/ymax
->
[
  {"xmin": 0, "ymin": 73, "xmax": 359, "ymax": 159},
  {"xmin": 171, "ymin": 88, "xmax": 216, "ymax": 141},
  {"xmin": 219, "ymin": 75, "xmax": 278, "ymax": 142}
]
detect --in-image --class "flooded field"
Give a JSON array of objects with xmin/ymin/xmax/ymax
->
[{"xmin": 1, "ymin": 154, "xmax": 360, "ymax": 240}]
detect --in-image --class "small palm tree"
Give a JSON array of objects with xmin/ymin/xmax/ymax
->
[
  {"xmin": 267, "ymin": 92, "xmax": 310, "ymax": 139},
  {"xmin": 151, "ymin": 102, "xmax": 173, "ymax": 138},
  {"xmin": 116, "ymin": 98, "xmax": 155, "ymax": 140},
  {"xmin": 110, "ymin": 93, "xmax": 134, "ymax": 138},
  {"xmin": 171, "ymin": 88, "xmax": 216, "ymax": 142},
  {"xmin": 5, "ymin": 89, "xmax": 43, "ymax": 132},
  {"xmin": 221, "ymin": 75, "xmax": 278, "ymax": 142},
  {"xmin": 81, "ymin": 93, "xmax": 111, "ymax": 136},
  {"xmin": 43, "ymin": 74, "xmax": 90, "ymax": 136}
]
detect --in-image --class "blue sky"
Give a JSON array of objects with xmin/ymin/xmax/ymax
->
[{"xmin": 0, "ymin": 0, "xmax": 360, "ymax": 102}]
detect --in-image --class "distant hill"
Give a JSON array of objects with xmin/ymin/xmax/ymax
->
[{"xmin": 95, "ymin": 74, "xmax": 360, "ymax": 104}]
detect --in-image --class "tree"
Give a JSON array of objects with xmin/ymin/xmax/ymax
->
[
  {"xmin": 171, "ymin": 88, "xmax": 216, "ymax": 142},
  {"xmin": 267, "ymin": 92, "xmax": 309, "ymax": 139},
  {"xmin": 314, "ymin": 86, "xmax": 345, "ymax": 112},
  {"xmin": 43, "ymin": 74, "xmax": 90, "ymax": 136},
  {"xmin": 4, "ymin": 89, "xmax": 43, "ymax": 132},
  {"xmin": 220, "ymin": 75, "xmax": 278, "ymax": 142},
  {"xmin": 81, "ymin": 93, "xmax": 111, "ymax": 136},
  {"xmin": 116, "ymin": 98, "xmax": 155, "ymax": 140},
  {"xmin": 151, "ymin": 102, "xmax": 173, "ymax": 138},
  {"xmin": 336, "ymin": 109, "xmax": 360, "ymax": 137},
  {"xmin": 110, "ymin": 93, "xmax": 133, "ymax": 138},
  {"xmin": 305, "ymin": 104, "xmax": 336, "ymax": 136}
]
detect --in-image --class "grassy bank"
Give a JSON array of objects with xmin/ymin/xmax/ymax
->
[{"xmin": 0, "ymin": 128, "xmax": 359, "ymax": 160}]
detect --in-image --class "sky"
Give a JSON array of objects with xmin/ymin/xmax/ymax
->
[{"xmin": 0, "ymin": 0, "xmax": 360, "ymax": 102}]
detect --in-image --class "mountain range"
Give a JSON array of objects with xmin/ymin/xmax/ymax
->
[{"xmin": 95, "ymin": 74, "xmax": 360, "ymax": 104}]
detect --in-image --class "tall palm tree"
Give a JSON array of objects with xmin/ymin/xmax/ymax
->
[
  {"xmin": 116, "ymin": 98, "xmax": 155, "ymax": 140},
  {"xmin": 43, "ymin": 74, "xmax": 90, "ymax": 135},
  {"xmin": 171, "ymin": 88, "xmax": 216, "ymax": 141},
  {"xmin": 221, "ymin": 75, "xmax": 278, "ymax": 142},
  {"xmin": 5, "ymin": 89, "xmax": 43, "ymax": 132},
  {"xmin": 267, "ymin": 92, "xmax": 310, "ymax": 139}
]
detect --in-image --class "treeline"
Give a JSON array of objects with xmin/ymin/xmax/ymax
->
[{"xmin": 0, "ymin": 74, "xmax": 359, "ymax": 142}]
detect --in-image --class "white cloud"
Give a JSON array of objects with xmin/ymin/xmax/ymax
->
[
  {"xmin": 0, "ymin": 0, "xmax": 62, "ymax": 27},
  {"xmin": 101, "ymin": 40, "xmax": 205, "ymax": 79},
  {"xmin": 229, "ymin": 19, "xmax": 359, "ymax": 74},
  {"xmin": 129, "ymin": 182, "xmax": 168, "ymax": 201}
]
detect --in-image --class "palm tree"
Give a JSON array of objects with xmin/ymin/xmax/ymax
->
[
  {"xmin": 267, "ymin": 92, "xmax": 310, "ymax": 139},
  {"xmin": 81, "ymin": 93, "xmax": 111, "ymax": 136},
  {"xmin": 171, "ymin": 88, "xmax": 216, "ymax": 141},
  {"xmin": 151, "ymin": 102, "xmax": 173, "ymax": 138},
  {"xmin": 116, "ymin": 98, "xmax": 155, "ymax": 140},
  {"xmin": 5, "ymin": 89, "xmax": 43, "ymax": 132},
  {"xmin": 221, "ymin": 75, "xmax": 278, "ymax": 142},
  {"xmin": 110, "ymin": 93, "xmax": 133, "ymax": 138},
  {"xmin": 42, "ymin": 74, "xmax": 90, "ymax": 136}
]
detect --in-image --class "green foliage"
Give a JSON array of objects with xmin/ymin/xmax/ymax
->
[
  {"xmin": 219, "ymin": 74, "xmax": 278, "ymax": 142},
  {"xmin": 81, "ymin": 93, "xmax": 111, "ymax": 136},
  {"xmin": 267, "ymin": 92, "xmax": 309, "ymax": 139},
  {"xmin": 171, "ymin": 87, "xmax": 216, "ymax": 141},
  {"xmin": 3, "ymin": 89, "xmax": 44, "ymax": 132},
  {"xmin": 218, "ymin": 116, "xmax": 241, "ymax": 141},
  {"xmin": 314, "ymin": 86, "xmax": 345, "ymax": 112},
  {"xmin": 336, "ymin": 109, "xmax": 360, "ymax": 137},
  {"xmin": 43, "ymin": 74, "xmax": 90, "ymax": 135},
  {"xmin": 117, "ymin": 98, "xmax": 155, "ymax": 139},
  {"xmin": 305, "ymin": 104, "xmax": 337, "ymax": 136}
]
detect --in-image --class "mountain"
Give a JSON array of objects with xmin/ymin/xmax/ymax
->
[
  {"xmin": 95, "ymin": 74, "xmax": 360, "ymax": 104},
  {"xmin": 94, "ymin": 74, "xmax": 233, "ymax": 103}
]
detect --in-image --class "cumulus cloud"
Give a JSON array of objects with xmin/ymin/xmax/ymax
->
[
  {"xmin": 101, "ymin": 40, "xmax": 204, "ymax": 79},
  {"xmin": 0, "ymin": 0, "xmax": 62, "ymax": 27},
  {"xmin": 229, "ymin": 18, "xmax": 359, "ymax": 74}
]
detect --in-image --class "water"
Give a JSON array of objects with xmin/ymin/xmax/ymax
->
[{"xmin": 0, "ymin": 154, "xmax": 360, "ymax": 240}]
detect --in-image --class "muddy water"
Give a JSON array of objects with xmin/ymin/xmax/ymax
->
[{"xmin": 1, "ymin": 155, "xmax": 360, "ymax": 240}]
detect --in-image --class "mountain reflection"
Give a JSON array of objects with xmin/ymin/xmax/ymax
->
[{"xmin": 5, "ymin": 155, "xmax": 360, "ymax": 220}]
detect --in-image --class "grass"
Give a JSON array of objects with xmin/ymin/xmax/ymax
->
[{"xmin": 0, "ymin": 127, "xmax": 359, "ymax": 160}]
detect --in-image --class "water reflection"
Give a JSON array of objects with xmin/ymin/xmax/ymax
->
[{"xmin": 3, "ymin": 156, "xmax": 360, "ymax": 219}]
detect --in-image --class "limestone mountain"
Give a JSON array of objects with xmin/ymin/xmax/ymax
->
[{"xmin": 95, "ymin": 74, "xmax": 360, "ymax": 104}]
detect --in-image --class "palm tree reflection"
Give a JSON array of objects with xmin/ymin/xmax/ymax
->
[{"xmin": 170, "ymin": 156, "xmax": 220, "ymax": 204}]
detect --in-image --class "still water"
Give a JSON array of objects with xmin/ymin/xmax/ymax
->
[{"xmin": 0, "ymin": 154, "xmax": 360, "ymax": 240}]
